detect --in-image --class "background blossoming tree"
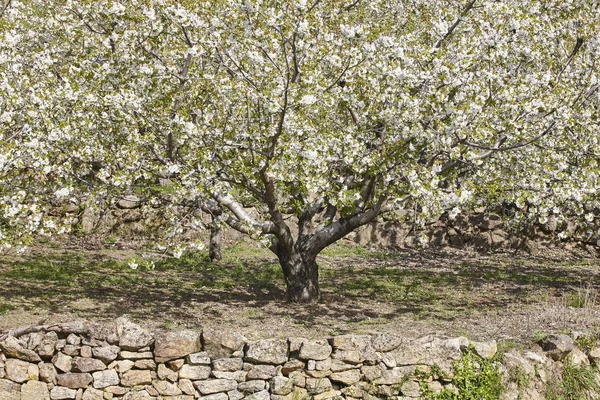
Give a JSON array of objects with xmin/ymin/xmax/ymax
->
[{"xmin": 1, "ymin": 0, "xmax": 598, "ymax": 302}]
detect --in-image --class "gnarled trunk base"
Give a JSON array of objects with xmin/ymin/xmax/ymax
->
[{"xmin": 279, "ymin": 251, "xmax": 319, "ymax": 303}]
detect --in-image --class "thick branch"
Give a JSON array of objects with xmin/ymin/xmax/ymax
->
[
  {"xmin": 434, "ymin": 0, "xmax": 477, "ymax": 49},
  {"xmin": 210, "ymin": 192, "xmax": 276, "ymax": 234},
  {"xmin": 0, "ymin": 321, "xmax": 89, "ymax": 341}
]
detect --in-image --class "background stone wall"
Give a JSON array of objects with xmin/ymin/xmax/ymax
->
[{"xmin": 0, "ymin": 319, "xmax": 596, "ymax": 399}]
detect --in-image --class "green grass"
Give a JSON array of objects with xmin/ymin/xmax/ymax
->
[{"xmin": 547, "ymin": 363, "xmax": 600, "ymax": 400}]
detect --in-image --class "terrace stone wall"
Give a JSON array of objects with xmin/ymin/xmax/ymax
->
[{"xmin": 0, "ymin": 319, "xmax": 597, "ymax": 399}]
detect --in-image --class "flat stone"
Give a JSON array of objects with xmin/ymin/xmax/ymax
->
[
  {"xmin": 154, "ymin": 330, "xmax": 202, "ymax": 363},
  {"xmin": 57, "ymin": 373, "xmax": 92, "ymax": 389},
  {"xmin": 330, "ymin": 359, "xmax": 358, "ymax": 372},
  {"xmin": 50, "ymin": 386, "xmax": 78, "ymax": 399},
  {"xmin": 92, "ymin": 369, "xmax": 120, "ymax": 388},
  {"xmin": 0, "ymin": 378, "xmax": 21, "ymax": 400},
  {"xmin": 116, "ymin": 317, "xmax": 154, "ymax": 351},
  {"xmin": 167, "ymin": 359, "xmax": 185, "ymax": 371},
  {"xmin": 566, "ymin": 348, "xmax": 590, "ymax": 366},
  {"xmin": 38, "ymin": 332, "xmax": 59, "ymax": 360},
  {"xmin": 315, "ymin": 358, "xmax": 332, "ymax": 371},
  {"xmin": 238, "ymin": 380, "xmax": 265, "ymax": 393},
  {"xmin": 5, "ymin": 358, "xmax": 39, "ymax": 383},
  {"xmin": 200, "ymin": 393, "xmax": 229, "ymax": 400},
  {"xmin": 117, "ymin": 195, "xmax": 143, "ymax": 209},
  {"xmin": 91, "ymin": 346, "xmax": 120, "ymax": 363},
  {"xmin": 401, "ymin": 380, "xmax": 421, "ymax": 398},
  {"xmin": 0, "ymin": 336, "xmax": 42, "ymax": 362},
  {"xmin": 80, "ymin": 346, "xmax": 92, "ymax": 358},
  {"xmin": 212, "ymin": 370, "xmax": 248, "ymax": 382},
  {"xmin": 110, "ymin": 359, "xmax": 135, "ymax": 373},
  {"xmin": 179, "ymin": 364, "xmax": 211, "ymax": 380},
  {"xmin": 153, "ymin": 380, "xmax": 182, "ymax": 396},
  {"xmin": 52, "ymin": 352, "xmax": 73, "ymax": 373},
  {"xmin": 21, "ymin": 380, "xmax": 50, "ymax": 400},
  {"xmin": 306, "ymin": 370, "xmax": 331, "ymax": 378},
  {"xmin": 247, "ymin": 364, "xmax": 277, "ymax": 380},
  {"xmin": 121, "ymin": 370, "xmax": 152, "ymax": 386},
  {"xmin": 179, "ymin": 378, "xmax": 196, "ymax": 395},
  {"xmin": 330, "ymin": 369, "xmax": 361, "ymax": 385},
  {"xmin": 105, "ymin": 385, "xmax": 129, "ymax": 395},
  {"xmin": 62, "ymin": 345, "xmax": 80, "ymax": 356},
  {"xmin": 245, "ymin": 339, "xmax": 288, "ymax": 365},
  {"xmin": 40, "ymin": 363, "xmax": 57, "ymax": 384},
  {"xmin": 194, "ymin": 379, "xmax": 238, "ymax": 395},
  {"xmin": 371, "ymin": 333, "xmax": 404, "ymax": 352},
  {"xmin": 188, "ymin": 351, "xmax": 211, "ymax": 365},
  {"xmin": 213, "ymin": 357, "xmax": 243, "ymax": 371},
  {"xmin": 313, "ymin": 390, "xmax": 341, "ymax": 400},
  {"xmin": 81, "ymin": 387, "xmax": 104, "ymax": 400},
  {"xmin": 228, "ymin": 389, "xmax": 245, "ymax": 400},
  {"xmin": 134, "ymin": 359, "xmax": 156, "ymax": 370},
  {"xmin": 361, "ymin": 365, "xmax": 383, "ymax": 382},
  {"xmin": 281, "ymin": 359, "xmax": 305, "ymax": 376},
  {"xmin": 203, "ymin": 328, "xmax": 246, "ymax": 359},
  {"xmin": 306, "ymin": 377, "xmax": 332, "ymax": 394},
  {"xmin": 468, "ymin": 340, "xmax": 497, "ymax": 360},
  {"xmin": 73, "ymin": 357, "xmax": 106, "ymax": 372},
  {"xmin": 118, "ymin": 351, "xmax": 153, "ymax": 360},
  {"xmin": 299, "ymin": 340, "xmax": 332, "ymax": 361}
]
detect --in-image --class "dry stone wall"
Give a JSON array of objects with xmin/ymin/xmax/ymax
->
[{"xmin": 0, "ymin": 319, "xmax": 597, "ymax": 400}]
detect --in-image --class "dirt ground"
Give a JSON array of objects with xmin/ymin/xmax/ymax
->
[{"xmin": 1, "ymin": 236, "xmax": 599, "ymax": 344}]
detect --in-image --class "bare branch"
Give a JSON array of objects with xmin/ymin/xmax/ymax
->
[{"xmin": 434, "ymin": 0, "xmax": 477, "ymax": 49}]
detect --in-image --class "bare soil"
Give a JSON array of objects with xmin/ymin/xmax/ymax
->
[{"xmin": 1, "ymin": 236, "xmax": 599, "ymax": 343}]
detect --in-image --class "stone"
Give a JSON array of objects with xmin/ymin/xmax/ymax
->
[
  {"xmin": 0, "ymin": 378, "xmax": 21, "ymax": 400},
  {"xmin": 38, "ymin": 332, "xmax": 59, "ymax": 359},
  {"xmin": 238, "ymin": 380, "xmax": 266, "ymax": 393},
  {"xmin": 179, "ymin": 378, "xmax": 196, "ymax": 395},
  {"xmin": 315, "ymin": 358, "xmax": 332, "ymax": 371},
  {"xmin": 157, "ymin": 363, "xmax": 179, "ymax": 382},
  {"xmin": 288, "ymin": 337, "xmax": 307, "ymax": 354},
  {"xmin": 0, "ymin": 336, "xmax": 42, "ymax": 362},
  {"xmin": 245, "ymin": 339, "xmax": 288, "ymax": 365},
  {"xmin": 5, "ymin": 358, "xmax": 39, "ymax": 383},
  {"xmin": 134, "ymin": 359, "xmax": 156, "ymax": 370},
  {"xmin": 73, "ymin": 357, "xmax": 106, "ymax": 373},
  {"xmin": 50, "ymin": 386, "xmax": 78, "ymax": 399},
  {"xmin": 105, "ymin": 386, "xmax": 129, "ymax": 395},
  {"xmin": 247, "ymin": 364, "xmax": 277, "ymax": 380},
  {"xmin": 566, "ymin": 348, "xmax": 590, "ymax": 366},
  {"xmin": 213, "ymin": 357, "xmax": 243, "ymax": 371},
  {"xmin": 306, "ymin": 370, "xmax": 331, "ymax": 379},
  {"xmin": 503, "ymin": 353, "xmax": 535, "ymax": 377},
  {"xmin": 121, "ymin": 370, "xmax": 152, "ymax": 386},
  {"xmin": 57, "ymin": 373, "xmax": 93, "ymax": 389},
  {"xmin": 40, "ymin": 363, "xmax": 58, "ymax": 384},
  {"xmin": 400, "ymin": 380, "xmax": 421, "ymax": 398},
  {"xmin": 194, "ymin": 379, "xmax": 238, "ymax": 395},
  {"xmin": 167, "ymin": 358, "xmax": 185, "ymax": 371},
  {"xmin": 116, "ymin": 318, "xmax": 154, "ymax": 351},
  {"xmin": 91, "ymin": 346, "xmax": 120, "ymax": 364},
  {"xmin": 62, "ymin": 345, "xmax": 80, "ymax": 356},
  {"xmin": 377, "ymin": 368, "xmax": 407, "ymax": 385},
  {"xmin": 371, "ymin": 334, "xmax": 404, "ymax": 352},
  {"xmin": 281, "ymin": 359, "xmax": 305, "ymax": 376},
  {"xmin": 228, "ymin": 389, "xmax": 245, "ymax": 400},
  {"xmin": 203, "ymin": 328, "xmax": 246, "ymax": 359},
  {"xmin": 330, "ymin": 369, "xmax": 361, "ymax": 385},
  {"xmin": 313, "ymin": 390, "xmax": 341, "ymax": 400},
  {"xmin": 81, "ymin": 387, "xmax": 104, "ymax": 400},
  {"xmin": 589, "ymin": 347, "xmax": 600, "ymax": 364},
  {"xmin": 288, "ymin": 371, "xmax": 306, "ymax": 388},
  {"xmin": 298, "ymin": 340, "xmax": 332, "ymax": 361},
  {"xmin": 270, "ymin": 376, "xmax": 293, "ymax": 396},
  {"xmin": 53, "ymin": 352, "xmax": 73, "ymax": 373},
  {"xmin": 467, "ymin": 340, "xmax": 497, "ymax": 360},
  {"xmin": 200, "ymin": 394, "xmax": 229, "ymax": 400},
  {"xmin": 540, "ymin": 334, "xmax": 574, "ymax": 361},
  {"xmin": 118, "ymin": 351, "xmax": 153, "ymax": 360},
  {"xmin": 188, "ymin": 351, "xmax": 211, "ymax": 365},
  {"xmin": 66, "ymin": 334, "xmax": 81, "ymax": 346},
  {"xmin": 330, "ymin": 359, "xmax": 358, "ymax": 372},
  {"xmin": 153, "ymin": 380, "xmax": 182, "ymax": 396},
  {"xmin": 154, "ymin": 330, "xmax": 202, "ymax": 363},
  {"xmin": 307, "ymin": 360, "xmax": 316, "ymax": 370},
  {"xmin": 21, "ymin": 379, "xmax": 50, "ymax": 400},
  {"xmin": 381, "ymin": 354, "xmax": 396, "ymax": 368},
  {"xmin": 306, "ymin": 377, "xmax": 332, "ymax": 394},
  {"xmin": 243, "ymin": 389, "xmax": 270, "ymax": 400},
  {"xmin": 92, "ymin": 369, "xmax": 120, "ymax": 389},
  {"xmin": 80, "ymin": 346, "xmax": 93, "ymax": 358},
  {"xmin": 179, "ymin": 364, "xmax": 211, "ymax": 380},
  {"xmin": 212, "ymin": 370, "xmax": 248, "ymax": 382},
  {"xmin": 110, "ymin": 359, "xmax": 134, "ymax": 373},
  {"xmin": 361, "ymin": 365, "xmax": 383, "ymax": 382}
]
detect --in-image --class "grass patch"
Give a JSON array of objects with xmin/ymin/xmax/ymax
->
[{"xmin": 547, "ymin": 363, "xmax": 600, "ymax": 400}]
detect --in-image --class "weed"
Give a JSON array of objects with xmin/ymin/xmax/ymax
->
[
  {"xmin": 420, "ymin": 347, "xmax": 504, "ymax": 399},
  {"xmin": 508, "ymin": 365, "xmax": 531, "ymax": 389},
  {"xmin": 0, "ymin": 302, "xmax": 15, "ymax": 315},
  {"xmin": 546, "ymin": 362, "xmax": 600, "ymax": 400},
  {"xmin": 574, "ymin": 332, "xmax": 598, "ymax": 354}
]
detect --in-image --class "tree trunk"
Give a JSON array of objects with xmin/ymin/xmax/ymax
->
[
  {"xmin": 278, "ymin": 250, "xmax": 320, "ymax": 303},
  {"xmin": 209, "ymin": 221, "xmax": 222, "ymax": 262}
]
